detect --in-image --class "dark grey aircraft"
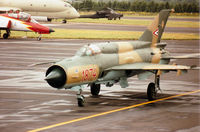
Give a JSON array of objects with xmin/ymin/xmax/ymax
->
[
  {"xmin": 45, "ymin": 9, "xmax": 199, "ymax": 107},
  {"xmin": 79, "ymin": 7, "xmax": 123, "ymax": 20}
]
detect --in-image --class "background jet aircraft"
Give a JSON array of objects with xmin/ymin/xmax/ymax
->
[
  {"xmin": 44, "ymin": 9, "xmax": 199, "ymax": 107},
  {"xmin": 0, "ymin": 0, "xmax": 80, "ymax": 23},
  {"xmin": 80, "ymin": 7, "xmax": 123, "ymax": 20},
  {"xmin": 0, "ymin": 12, "xmax": 54, "ymax": 40}
]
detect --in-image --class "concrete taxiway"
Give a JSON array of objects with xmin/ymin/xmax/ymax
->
[
  {"xmin": 0, "ymin": 39, "xmax": 199, "ymax": 132},
  {"xmin": 44, "ymin": 17, "xmax": 199, "ymax": 34},
  {"xmin": 124, "ymin": 16, "xmax": 199, "ymax": 22},
  {"xmin": 45, "ymin": 22, "xmax": 199, "ymax": 34}
]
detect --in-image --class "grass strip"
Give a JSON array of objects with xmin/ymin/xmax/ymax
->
[
  {"xmin": 5, "ymin": 29, "xmax": 199, "ymax": 40},
  {"xmin": 67, "ymin": 18, "xmax": 199, "ymax": 28}
]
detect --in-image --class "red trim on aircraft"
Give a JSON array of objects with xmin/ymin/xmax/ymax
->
[
  {"xmin": 153, "ymin": 29, "xmax": 159, "ymax": 37},
  {"xmin": 7, "ymin": 20, "xmax": 11, "ymax": 28},
  {"xmin": 27, "ymin": 22, "xmax": 51, "ymax": 34},
  {"xmin": 1, "ymin": 14, "xmax": 51, "ymax": 34}
]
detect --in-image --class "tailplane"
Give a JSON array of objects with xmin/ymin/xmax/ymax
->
[{"xmin": 139, "ymin": 9, "xmax": 174, "ymax": 47}]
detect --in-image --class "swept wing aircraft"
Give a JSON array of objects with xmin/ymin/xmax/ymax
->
[
  {"xmin": 0, "ymin": 12, "xmax": 54, "ymax": 40},
  {"xmin": 80, "ymin": 7, "xmax": 123, "ymax": 20},
  {"xmin": 45, "ymin": 9, "xmax": 199, "ymax": 107},
  {"xmin": 0, "ymin": 0, "xmax": 80, "ymax": 23}
]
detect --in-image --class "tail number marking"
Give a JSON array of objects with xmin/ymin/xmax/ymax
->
[{"xmin": 82, "ymin": 68, "xmax": 97, "ymax": 81}]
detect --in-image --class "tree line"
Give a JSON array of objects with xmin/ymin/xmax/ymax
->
[{"xmin": 72, "ymin": 0, "xmax": 199, "ymax": 13}]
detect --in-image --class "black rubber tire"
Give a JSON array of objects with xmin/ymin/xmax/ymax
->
[
  {"xmin": 47, "ymin": 18, "xmax": 52, "ymax": 22},
  {"xmin": 78, "ymin": 98, "xmax": 84, "ymax": 107},
  {"xmin": 147, "ymin": 82, "xmax": 156, "ymax": 101},
  {"xmin": 62, "ymin": 20, "xmax": 67, "ymax": 23},
  {"xmin": 77, "ymin": 95, "xmax": 85, "ymax": 107},
  {"xmin": 37, "ymin": 37, "xmax": 41, "ymax": 41},
  {"xmin": 3, "ymin": 33, "xmax": 9, "ymax": 39},
  {"xmin": 90, "ymin": 83, "xmax": 100, "ymax": 96}
]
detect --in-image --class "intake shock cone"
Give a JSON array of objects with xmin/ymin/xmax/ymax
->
[{"xmin": 45, "ymin": 66, "xmax": 66, "ymax": 89}]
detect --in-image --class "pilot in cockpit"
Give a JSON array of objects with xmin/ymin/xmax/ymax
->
[
  {"xmin": 76, "ymin": 44, "xmax": 101, "ymax": 57},
  {"xmin": 8, "ymin": 12, "xmax": 38, "ymax": 23}
]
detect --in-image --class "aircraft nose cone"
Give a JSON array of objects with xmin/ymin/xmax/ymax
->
[
  {"xmin": 45, "ymin": 66, "xmax": 66, "ymax": 88},
  {"xmin": 45, "ymin": 70, "xmax": 61, "ymax": 81},
  {"xmin": 49, "ymin": 28, "xmax": 55, "ymax": 33},
  {"xmin": 71, "ymin": 7, "xmax": 80, "ymax": 18},
  {"xmin": 75, "ymin": 11, "xmax": 80, "ymax": 18}
]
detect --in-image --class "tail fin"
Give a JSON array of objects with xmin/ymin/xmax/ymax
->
[{"xmin": 139, "ymin": 9, "xmax": 174, "ymax": 47}]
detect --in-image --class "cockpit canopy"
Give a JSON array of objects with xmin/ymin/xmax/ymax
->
[
  {"xmin": 64, "ymin": 1, "xmax": 73, "ymax": 8},
  {"xmin": 8, "ymin": 12, "xmax": 38, "ymax": 23},
  {"xmin": 76, "ymin": 44, "xmax": 101, "ymax": 56}
]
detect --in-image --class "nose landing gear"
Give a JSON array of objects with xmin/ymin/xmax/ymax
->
[
  {"xmin": 37, "ymin": 34, "xmax": 42, "ymax": 41},
  {"xmin": 77, "ymin": 88, "xmax": 85, "ymax": 107},
  {"xmin": 73, "ymin": 83, "xmax": 101, "ymax": 107},
  {"xmin": 71, "ymin": 86, "xmax": 85, "ymax": 107},
  {"xmin": 77, "ymin": 95, "xmax": 85, "ymax": 107}
]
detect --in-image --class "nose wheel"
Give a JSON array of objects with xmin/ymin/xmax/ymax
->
[
  {"xmin": 77, "ymin": 94, "xmax": 85, "ymax": 107},
  {"xmin": 37, "ymin": 34, "xmax": 42, "ymax": 41},
  {"xmin": 76, "ymin": 87, "xmax": 85, "ymax": 107}
]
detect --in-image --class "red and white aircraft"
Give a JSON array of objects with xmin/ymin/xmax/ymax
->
[{"xmin": 0, "ymin": 12, "xmax": 54, "ymax": 40}]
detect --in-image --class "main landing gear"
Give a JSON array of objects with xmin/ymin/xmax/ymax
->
[
  {"xmin": 147, "ymin": 71, "xmax": 161, "ymax": 101},
  {"xmin": 90, "ymin": 83, "xmax": 101, "ymax": 96},
  {"xmin": 2, "ymin": 29, "xmax": 10, "ymax": 39},
  {"xmin": 74, "ymin": 73, "xmax": 160, "ymax": 106},
  {"xmin": 62, "ymin": 19, "xmax": 67, "ymax": 24}
]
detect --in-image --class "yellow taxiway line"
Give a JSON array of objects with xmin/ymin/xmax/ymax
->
[{"xmin": 28, "ymin": 89, "xmax": 200, "ymax": 132}]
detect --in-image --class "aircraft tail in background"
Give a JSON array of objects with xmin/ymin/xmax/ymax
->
[{"xmin": 139, "ymin": 9, "xmax": 174, "ymax": 47}]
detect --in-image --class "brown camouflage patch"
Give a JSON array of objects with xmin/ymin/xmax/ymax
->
[
  {"xmin": 161, "ymin": 20, "xmax": 165, "ymax": 28},
  {"xmin": 118, "ymin": 43, "xmax": 134, "ymax": 53},
  {"xmin": 148, "ymin": 15, "xmax": 159, "ymax": 47},
  {"xmin": 177, "ymin": 69, "xmax": 182, "ymax": 76},
  {"xmin": 151, "ymin": 48, "xmax": 161, "ymax": 63},
  {"xmin": 119, "ymin": 51, "xmax": 143, "ymax": 64},
  {"xmin": 67, "ymin": 64, "xmax": 99, "ymax": 84}
]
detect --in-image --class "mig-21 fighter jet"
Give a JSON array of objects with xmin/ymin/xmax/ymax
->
[{"xmin": 45, "ymin": 9, "xmax": 199, "ymax": 107}]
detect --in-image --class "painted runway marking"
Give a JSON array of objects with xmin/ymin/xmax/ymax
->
[{"xmin": 28, "ymin": 89, "xmax": 200, "ymax": 132}]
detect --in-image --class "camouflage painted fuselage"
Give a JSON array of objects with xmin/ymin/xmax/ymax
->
[
  {"xmin": 46, "ymin": 41, "xmax": 170, "ymax": 89},
  {"xmin": 46, "ymin": 9, "xmax": 174, "ymax": 89}
]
